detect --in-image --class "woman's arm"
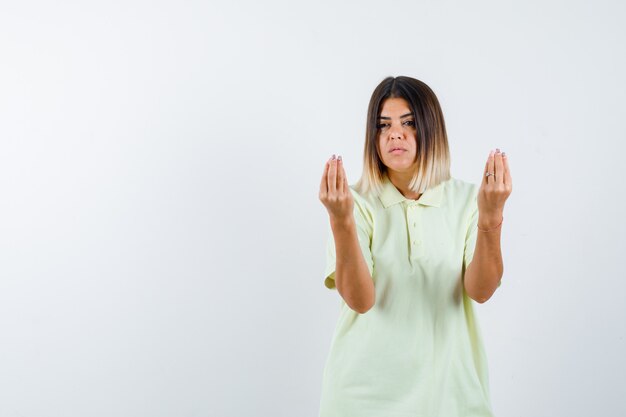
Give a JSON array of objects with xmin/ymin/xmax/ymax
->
[
  {"xmin": 464, "ymin": 149, "xmax": 512, "ymax": 303},
  {"xmin": 330, "ymin": 215, "xmax": 375, "ymax": 314},
  {"xmin": 319, "ymin": 155, "xmax": 375, "ymax": 314},
  {"xmin": 464, "ymin": 213, "xmax": 503, "ymax": 303}
]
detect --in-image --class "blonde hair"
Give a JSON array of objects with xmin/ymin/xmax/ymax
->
[{"xmin": 354, "ymin": 76, "xmax": 451, "ymax": 196}]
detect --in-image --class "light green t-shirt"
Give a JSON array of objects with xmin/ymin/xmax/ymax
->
[{"xmin": 320, "ymin": 174, "xmax": 500, "ymax": 417}]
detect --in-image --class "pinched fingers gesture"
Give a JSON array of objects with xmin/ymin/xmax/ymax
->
[
  {"xmin": 318, "ymin": 155, "xmax": 354, "ymax": 221},
  {"xmin": 478, "ymin": 148, "xmax": 512, "ymax": 227}
]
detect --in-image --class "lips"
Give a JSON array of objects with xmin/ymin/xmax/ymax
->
[{"xmin": 389, "ymin": 147, "xmax": 407, "ymax": 153}]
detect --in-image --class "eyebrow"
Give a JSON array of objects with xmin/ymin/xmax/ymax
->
[{"xmin": 377, "ymin": 112, "xmax": 414, "ymax": 120}]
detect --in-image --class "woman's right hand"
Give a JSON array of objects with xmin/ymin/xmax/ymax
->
[{"xmin": 319, "ymin": 155, "xmax": 354, "ymax": 222}]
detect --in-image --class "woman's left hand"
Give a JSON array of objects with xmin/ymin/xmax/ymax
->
[{"xmin": 477, "ymin": 149, "xmax": 512, "ymax": 229}]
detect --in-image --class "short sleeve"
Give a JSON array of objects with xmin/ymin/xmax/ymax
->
[
  {"xmin": 463, "ymin": 185, "xmax": 502, "ymax": 288},
  {"xmin": 323, "ymin": 192, "xmax": 374, "ymax": 290}
]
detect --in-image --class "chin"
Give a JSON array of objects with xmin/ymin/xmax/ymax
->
[
  {"xmin": 385, "ymin": 162, "xmax": 418, "ymax": 177},
  {"xmin": 387, "ymin": 163, "xmax": 414, "ymax": 172}
]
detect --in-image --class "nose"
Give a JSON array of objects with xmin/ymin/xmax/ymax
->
[{"xmin": 389, "ymin": 124, "xmax": 404, "ymax": 140}]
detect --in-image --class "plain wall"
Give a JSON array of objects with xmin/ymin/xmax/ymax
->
[{"xmin": 1, "ymin": 1, "xmax": 625, "ymax": 416}]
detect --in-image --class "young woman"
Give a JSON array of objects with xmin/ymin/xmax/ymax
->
[{"xmin": 318, "ymin": 76, "xmax": 512, "ymax": 416}]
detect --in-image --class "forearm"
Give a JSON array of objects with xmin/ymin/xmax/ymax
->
[
  {"xmin": 331, "ymin": 216, "xmax": 375, "ymax": 314},
  {"xmin": 464, "ymin": 213, "xmax": 504, "ymax": 303}
]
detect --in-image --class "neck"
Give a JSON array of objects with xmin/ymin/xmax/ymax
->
[{"xmin": 387, "ymin": 170, "xmax": 422, "ymax": 200}]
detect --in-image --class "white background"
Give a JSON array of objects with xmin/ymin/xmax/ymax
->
[{"xmin": 1, "ymin": 1, "xmax": 625, "ymax": 416}]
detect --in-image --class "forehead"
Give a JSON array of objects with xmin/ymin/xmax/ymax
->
[{"xmin": 379, "ymin": 97, "xmax": 412, "ymax": 117}]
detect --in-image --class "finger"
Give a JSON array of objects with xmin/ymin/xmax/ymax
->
[
  {"xmin": 319, "ymin": 158, "xmax": 330, "ymax": 194},
  {"xmin": 503, "ymin": 152, "xmax": 512, "ymax": 187},
  {"xmin": 337, "ymin": 156, "xmax": 344, "ymax": 193},
  {"xmin": 481, "ymin": 157, "xmax": 489, "ymax": 187},
  {"xmin": 327, "ymin": 155, "xmax": 337, "ymax": 194},
  {"xmin": 494, "ymin": 149, "xmax": 504, "ymax": 185},
  {"xmin": 486, "ymin": 150, "xmax": 495, "ymax": 185},
  {"xmin": 342, "ymin": 160, "xmax": 350, "ymax": 194}
]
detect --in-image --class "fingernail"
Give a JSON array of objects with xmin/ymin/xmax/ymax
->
[
  {"xmin": 489, "ymin": 150, "xmax": 494, "ymax": 156},
  {"xmin": 496, "ymin": 148, "xmax": 501, "ymax": 153},
  {"xmin": 338, "ymin": 155, "xmax": 342, "ymax": 161},
  {"xmin": 502, "ymin": 152, "xmax": 506, "ymax": 157},
  {"xmin": 331, "ymin": 154, "xmax": 336, "ymax": 160}
]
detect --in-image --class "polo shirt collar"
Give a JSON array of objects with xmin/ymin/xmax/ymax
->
[{"xmin": 378, "ymin": 174, "xmax": 445, "ymax": 208}]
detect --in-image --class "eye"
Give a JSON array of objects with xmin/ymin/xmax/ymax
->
[
  {"xmin": 376, "ymin": 123, "xmax": 389, "ymax": 129},
  {"xmin": 403, "ymin": 120, "xmax": 416, "ymax": 127}
]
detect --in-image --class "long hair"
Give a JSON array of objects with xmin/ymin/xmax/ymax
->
[{"xmin": 354, "ymin": 76, "xmax": 451, "ymax": 196}]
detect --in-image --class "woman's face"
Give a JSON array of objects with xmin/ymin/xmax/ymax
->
[{"xmin": 377, "ymin": 97, "xmax": 418, "ymax": 175}]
